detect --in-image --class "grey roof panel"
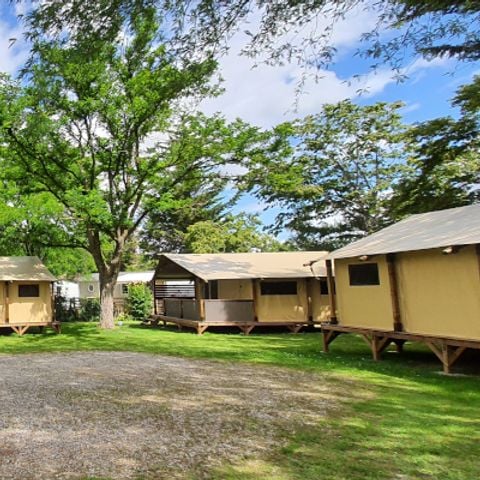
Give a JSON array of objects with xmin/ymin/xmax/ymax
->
[{"xmin": 329, "ymin": 204, "xmax": 480, "ymax": 259}]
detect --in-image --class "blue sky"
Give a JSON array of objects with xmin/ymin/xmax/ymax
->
[{"xmin": 1, "ymin": 3, "xmax": 478, "ymax": 237}]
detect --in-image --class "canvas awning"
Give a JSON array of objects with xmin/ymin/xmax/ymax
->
[
  {"xmin": 154, "ymin": 251, "xmax": 329, "ymax": 281},
  {"xmin": 329, "ymin": 203, "xmax": 480, "ymax": 259},
  {"xmin": 0, "ymin": 256, "xmax": 56, "ymax": 281}
]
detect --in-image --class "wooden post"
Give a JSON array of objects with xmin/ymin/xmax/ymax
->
[
  {"xmin": 51, "ymin": 282, "xmax": 55, "ymax": 322},
  {"xmin": 195, "ymin": 278, "xmax": 205, "ymax": 321},
  {"xmin": 306, "ymin": 278, "xmax": 313, "ymax": 323},
  {"xmin": 326, "ymin": 259, "xmax": 337, "ymax": 324},
  {"xmin": 251, "ymin": 279, "xmax": 259, "ymax": 322},
  {"xmin": 5, "ymin": 282, "xmax": 10, "ymax": 324},
  {"xmin": 386, "ymin": 253, "xmax": 403, "ymax": 332}
]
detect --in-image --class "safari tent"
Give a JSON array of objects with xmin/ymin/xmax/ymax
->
[
  {"xmin": 321, "ymin": 204, "xmax": 480, "ymax": 373},
  {"xmin": 0, "ymin": 256, "xmax": 59, "ymax": 335},
  {"xmin": 152, "ymin": 251, "xmax": 332, "ymax": 334}
]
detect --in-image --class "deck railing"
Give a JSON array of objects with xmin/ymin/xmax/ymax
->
[{"xmin": 164, "ymin": 298, "xmax": 254, "ymax": 323}]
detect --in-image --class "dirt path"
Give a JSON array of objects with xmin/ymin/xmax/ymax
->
[{"xmin": 0, "ymin": 352, "xmax": 337, "ymax": 479}]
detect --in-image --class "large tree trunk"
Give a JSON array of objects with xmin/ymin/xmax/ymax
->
[
  {"xmin": 99, "ymin": 275, "xmax": 116, "ymax": 329},
  {"xmin": 87, "ymin": 228, "xmax": 127, "ymax": 329}
]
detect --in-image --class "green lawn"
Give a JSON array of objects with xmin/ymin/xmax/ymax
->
[{"xmin": 2, "ymin": 322, "xmax": 480, "ymax": 480}]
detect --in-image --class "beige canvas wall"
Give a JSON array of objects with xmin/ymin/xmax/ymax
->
[
  {"xmin": 217, "ymin": 279, "xmax": 254, "ymax": 299},
  {"xmin": 335, "ymin": 256, "xmax": 394, "ymax": 330},
  {"xmin": 310, "ymin": 279, "xmax": 331, "ymax": 323},
  {"xmin": 0, "ymin": 282, "xmax": 5, "ymax": 324},
  {"xmin": 256, "ymin": 279, "xmax": 308, "ymax": 322},
  {"xmin": 397, "ymin": 246, "xmax": 480, "ymax": 340},
  {"xmin": 8, "ymin": 281, "xmax": 52, "ymax": 324}
]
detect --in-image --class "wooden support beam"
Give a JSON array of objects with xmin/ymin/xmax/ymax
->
[
  {"xmin": 372, "ymin": 336, "xmax": 392, "ymax": 361},
  {"xmin": 197, "ymin": 324, "xmax": 208, "ymax": 335},
  {"xmin": 287, "ymin": 324, "xmax": 303, "ymax": 334},
  {"xmin": 386, "ymin": 253, "xmax": 403, "ymax": 332},
  {"xmin": 360, "ymin": 333, "xmax": 373, "ymax": 348},
  {"xmin": 194, "ymin": 278, "xmax": 206, "ymax": 321},
  {"xmin": 425, "ymin": 341, "xmax": 443, "ymax": 362},
  {"xmin": 5, "ymin": 282, "xmax": 9, "ymax": 324},
  {"xmin": 239, "ymin": 324, "xmax": 255, "ymax": 335},
  {"xmin": 393, "ymin": 339, "xmax": 406, "ymax": 353},
  {"xmin": 251, "ymin": 279, "xmax": 259, "ymax": 322},
  {"xmin": 322, "ymin": 329, "xmax": 341, "ymax": 352},
  {"xmin": 325, "ymin": 259, "xmax": 337, "ymax": 324}
]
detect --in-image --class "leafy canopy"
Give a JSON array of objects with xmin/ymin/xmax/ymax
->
[{"xmin": 245, "ymin": 100, "xmax": 410, "ymax": 249}]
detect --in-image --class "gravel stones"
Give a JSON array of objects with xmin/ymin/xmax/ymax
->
[{"xmin": 0, "ymin": 352, "xmax": 333, "ymax": 479}]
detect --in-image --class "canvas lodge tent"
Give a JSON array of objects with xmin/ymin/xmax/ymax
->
[
  {"xmin": 151, "ymin": 251, "xmax": 332, "ymax": 334},
  {"xmin": 0, "ymin": 256, "xmax": 59, "ymax": 335},
  {"xmin": 321, "ymin": 204, "xmax": 480, "ymax": 373}
]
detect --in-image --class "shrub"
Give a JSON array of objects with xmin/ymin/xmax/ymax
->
[
  {"xmin": 54, "ymin": 296, "xmax": 79, "ymax": 322},
  {"xmin": 126, "ymin": 283, "xmax": 153, "ymax": 321},
  {"xmin": 78, "ymin": 298, "xmax": 101, "ymax": 322}
]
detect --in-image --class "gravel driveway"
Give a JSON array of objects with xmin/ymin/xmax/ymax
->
[{"xmin": 0, "ymin": 352, "xmax": 335, "ymax": 479}]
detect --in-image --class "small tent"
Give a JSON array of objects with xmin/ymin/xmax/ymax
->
[{"xmin": 0, "ymin": 256, "xmax": 58, "ymax": 334}]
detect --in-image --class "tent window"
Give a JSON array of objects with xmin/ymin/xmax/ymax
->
[
  {"xmin": 209, "ymin": 280, "xmax": 218, "ymax": 299},
  {"xmin": 19, "ymin": 284, "xmax": 40, "ymax": 297},
  {"xmin": 87, "ymin": 284, "xmax": 95, "ymax": 293},
  {"xmin": 319, "ymin": 279, "xmax": 329, "ymax": 295},
  {"xmin": 122, "ymin": 284, "xmax": 129, "ymax": 294},
  {"xmin": 348, "ymin": 263, "xmax": 380, "ymax": 286},
  {"xmin": 260, "ymin": 281, "xmax": 297, "ymax": 295}
]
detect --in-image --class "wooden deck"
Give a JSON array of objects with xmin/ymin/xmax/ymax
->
[
  {"xmin": 321, "ymin": 323, "xmax": 480, "ymax": 374},
  {"xmin": 0, "ymin": 321, "xmax": 61, "ymax": 336},
  {"xmin": 146, "ymin": 315, "xmax": 314, "ymax": 335}
]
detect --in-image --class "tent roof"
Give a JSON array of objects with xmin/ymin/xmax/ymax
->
[
  {"xmin": 155, "ymin": 252, "xmax": 329, "ymax": 281},
  {"xmin": 0, "ymin": 256, "xmax": 56, "ymax": 281},
  {"xmin": 329, "ymin": 204, "xmax": 480, "ymax": 259}
]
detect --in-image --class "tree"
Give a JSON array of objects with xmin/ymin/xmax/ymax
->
[
  {"xmin": 0, "ymin": 181, "xmax": 96, "ymax": 277},
  {"xmin": 0, "ymin": 6, "xmax": 217, "ymax": 328},
  {"xmin": 245, "ymin": 100, "xmax": 410, "ymax": 249},
  {"xmin": 140, "ymin": 113, "xmax": 263, "ymax": 257},
  {"xmin": 184, "ymin": 213, "xmax": 287, "ymax": 253},
  {"xmin": 391, "ymin": 77, "xmax": 480, "ymax": 216},
  {"xmin": 22, "ymin": 1, "xmax": 480, "ymax": 74},
  {"xmin": 126, "ymin": 283, "xmax": 153, "ymax": 321}
]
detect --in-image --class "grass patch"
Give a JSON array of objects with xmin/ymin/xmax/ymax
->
[{"xmin": 1, "ymin": 321, "xmax": 480, "ymax": 480}]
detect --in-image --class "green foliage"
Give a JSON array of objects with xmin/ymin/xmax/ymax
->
[
  {"xmin": 246, "ymin": 100, "xmax": 410, "ymax": 249},
  {"xmin": 141, "ymin": 113, "xmax": 264, "ymax": 255},
  {"xmin": 54, "ymin": 297, "xmax": 80, "ymax": 322},
  {"xmin": 125, "ymin": 283, "xmax": 153, "ymax": 321},
  {"xmin": 78, "ymin": 299, "xmax": 101, "ymax": 322},
  {"xmin": 0, "ymin": 5, "xmax": 220, "ymax": 326},
  {"xmin": 184, "ymin": 213, "xmax": 288, "ymax": 253},
  {"xmin": 392, "ymin": 77, "xmax": 480, "ymax": 217},
  {"xmin": 24, "ymin": 1, "xmax": 480, "ymax": 76}
]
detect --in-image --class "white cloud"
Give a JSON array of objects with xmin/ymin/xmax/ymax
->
[
  {"xmin": 199, "ymin": 6, "xmax": 450, "ymax": 128},
  {"xmin": 0, "ymin": 17, "xmax": 29, "ymax": 75}
]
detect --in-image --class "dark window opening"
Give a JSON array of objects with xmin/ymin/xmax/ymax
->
[
  {"xmin": 260, "ymin": 281, "xmax": 297, "ymax": 295},
  {"xmin": 210, "ymin": 280, "xmax": 218, "ymax": 299},
  {"xmin": 19, "ymin": 284, "xmax": 40, "ymax": 297},
  {"xmin": 319, "ymin": 279, "xmax": 329, "ymax": 295},
  {"xmin": 348, "ymin": 263, "xmax": 380, "ymax": 286}
]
